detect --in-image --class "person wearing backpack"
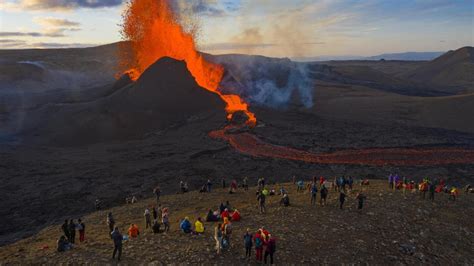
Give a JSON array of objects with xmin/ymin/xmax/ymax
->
[
  {"xmin": 214, "ymin": 224, "xmax": 223, "ymax": 254},
  {"xmin": 264, "ymin": 234, "xmax": 276, "ymax": 265},
  {"xmin": 221, "ymin": 217, "xmax": 232, "ymax": 249},
  {"xmin": 243, "ymin": 228, "xmax": 253, "ymax": 260},
  {"xmin": 77, "ymin": 219, "xmax": 85, "ymax": 243},
  {"xmin": 254, "ymin": 230, "xmax": 264, "ymax": 263},
  {"xmin": 257, "ymin": 191, "xmax": 266, "ymax": 214},
  {"xmin": 310, "ymin": 183, "xmax": 318, "ymax": 205}
]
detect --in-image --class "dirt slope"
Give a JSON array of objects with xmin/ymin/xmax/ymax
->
[
  {"xmin": 405, "ymin": 47, "xmax": 474, "ymax": 93},
  {"xmin": 0, "ymin": 180, "xmax": 472, "ymax": 264}
]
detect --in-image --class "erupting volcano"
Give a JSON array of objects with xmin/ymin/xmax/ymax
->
[{"xmin": 119, "ymin": 0, "xmax": 256, "ymax": 125}]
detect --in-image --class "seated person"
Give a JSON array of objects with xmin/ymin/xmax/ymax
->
[
  {"xmin": 152, "ymin": 219, "xmax": 161, "ymax": 234},
  {"xmin": 180, "ymin": 217, "xmax": 192, "ymax": 234},
  {"xmin": 280, "ymin": 193, "xmax": 290, "ymax": 206},
  {"xmin": 206, "ymin": 209, "xmax": 219, "ymax": 222},
  {"xmin": 194, "ymin": 217, "xmax": 205, "ymax": 234},
  {"xmin": 57, "ymin": 235, "xmax": 72, "ymax": 252},
  {"xmin": 128, "ymin": 223, "xmax": 140, "ymax": 238},
  {"xmin": 199, "ymin": 184, "xmax": 207, "ymax": 193},
  {"xmin": 221, "ymin": 208, "xmax": 230, "ymax": 220},
  {"xmin": 279, "ymin": 187, "xmax": 287, "ymax": 195},
  {"xmin": 230, "ymin": 209, "xmax": 241, "ymax": 221},
  {"xmin": 269, "ymin": 189, "xmax": 276, "ymax": 196}
]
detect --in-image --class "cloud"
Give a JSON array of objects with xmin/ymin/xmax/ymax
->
[
  {"xmin": 0, "ymin": 31, "xmax": 65, "ymax": 37},
  {"xmin": 0, "ymin": 40, "xmax": 99, "ymax": 49},
  {"xmin": 172, "ymin": 0, "xmax": 239, "ymax": 17},
  {"xmin": 0, "ymin": 39, "xmax": 28, "ymax": 48},
  {"xmin": 1, "ymin": 0, "xmax": 123, "ymax": 11},
  {"xmin": 33, "ymin": 17, "xmax": 81, "ymax": 27}
]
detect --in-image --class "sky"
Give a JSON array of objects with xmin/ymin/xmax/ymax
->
[{"xmin": 0, "ymin": 0, "xmax": 473, "ymax": 57}]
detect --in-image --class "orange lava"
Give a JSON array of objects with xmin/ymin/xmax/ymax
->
[
  {"xmin": 119, "ymin": 0, "xmax": 256, "ymax": 125},
  {"xmin": 209, "ymin": 127, "xmax": 474, "ymax": 166}
]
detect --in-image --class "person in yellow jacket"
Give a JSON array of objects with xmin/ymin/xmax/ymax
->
[
  {"xmin": 450, "ymin": 187, "xmax": 459, "ymax": 201},
  {"xmin": 195, "ymin": 217, "xmax": 205, "ymax": 234}
]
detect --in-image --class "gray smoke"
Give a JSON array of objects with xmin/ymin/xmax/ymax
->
[{"xmin": 211, "ymin": 54, "xmax": 314, "ymax": 108}]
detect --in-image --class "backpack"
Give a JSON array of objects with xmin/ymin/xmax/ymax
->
[{"xmin": 255, "ymin": 237, "xmax": 263, "ymax": 248}]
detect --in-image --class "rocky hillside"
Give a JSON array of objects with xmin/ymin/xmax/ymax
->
[{"xmin": 0, "ymin": 180, "xmax": 472, "ymax": 264}]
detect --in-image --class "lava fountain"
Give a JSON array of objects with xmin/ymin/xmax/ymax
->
[{"xmin": 119, "ymin": 0, "xmax": 256, "ymax": 125}]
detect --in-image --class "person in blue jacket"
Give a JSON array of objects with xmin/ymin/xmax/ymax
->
[{"xmin": 180, "ymin": 217, "xmax": 192, "ymax": 234}]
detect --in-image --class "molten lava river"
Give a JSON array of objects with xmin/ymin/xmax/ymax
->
[{"xmin": 121, "ymin": 0, "xmax": 474, "ymax": 167}]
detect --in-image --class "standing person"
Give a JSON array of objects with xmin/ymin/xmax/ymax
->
[
  {"xmin": 257, "ymin": 191, "xmax": 266, "ymax": 214},
  {"xmin": 107, "ymin": 212, "xmax": 115, "ymax": 236},
  {"xmin": 264, "ymin": 234, "xmax": 276, "ymax": 265},
  {"xmin": 153, "ymin": 186, "xmax": 161, "ymax": 203},
  {"xmin": 78, "ymin": 219, "xmax": 85, "ymax": 243},
  {"xmin": 152, "ymin": 206, "xmax": 158, "ymax": 221},
  {"xmin": 222, "ymin": 218, "xmax": 232, "ymax": 249},
  {"xmin": 339, "ymin": 191, "xmax": 346, "ymax": 210},
  {"xmin": 222, "ymin": 178, "xmax": 226, "ymax": 189},
  {"xmin": 333, "ymin": 177, "xmax": 339, "ymax": 192},
  {"xmin": 320, "ymin": 184, "xmax": 328, "ymax": 206},
  {"xmin": 310, "ymin": 182, "xmax": 318, "ymax": 205},
  {"xmin": 429, "ymin": 182, "xmax": 436, "ymax": 201},
  {"xmin": 214, "ymin": 224, "xmax": 223, "ymax": 254},
  {"xmin": 144, "ymin": 208, "xmax": 152, "ymax": 229},
  {"xmin": 207, "ymin": 179, "xmax": 213, "ymax": 193},
  {"xmin": 243, "ymin": 229, "xmax": 253, "ymax": 260},
  {"xmin": 162, "ymin": 208, "xmax": 170, "ymax": 232},
  {"xmin": 356, "ymin": 193, "xmax": 366, "ymax": 210},
  {"xmin": 348, "ymin": 176, "xmax": 354, "ymax": 190},
  {"xmin": 229, "ymin": 179, "xmax": 238, "ymax": 194},
  {"xmin": 68, "ymin": 219, "xmax": 76, "ymax": 244},
  {"xmin": 61, "ymin": 220, "xmax": 70, "ymax": 241},
  {"xmin": 319, "ymin": 176, "xmax": 325, "ymax": 186},
  {"xmin": 388, "ymin": 174, "xmax": 394, "ymax": 189},
  {"xmin": 243, "ymin": 177, "xmax": 249, "ymax": 191},
  {"xmin": 111, "ymin": 227, "xmax": 123, "ymax": 261},
  {"xmin": 179, "ymin": 181, "xmax": 186, "ymax": 193},
  {"xmin": 254, "ymin": 230, "xmax": 264, "ymax": 263}
]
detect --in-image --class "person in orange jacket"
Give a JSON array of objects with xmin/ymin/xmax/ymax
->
[{"xmin": 128, "ymin": 223, "xmax": 140, "ymax": 238}]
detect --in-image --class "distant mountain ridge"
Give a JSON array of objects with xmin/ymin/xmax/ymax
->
[
  {"xmin": 365, "ymin": 51, "xmax": 445, "ymax": 61},
  {"xmin": 293, "ymin": 51, "xmax": 446, "ymax": 62}
]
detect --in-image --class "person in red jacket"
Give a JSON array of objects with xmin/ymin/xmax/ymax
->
[
  {"xmin": 319, "ymin": 176, "xmax": 325, "ymax": 186},
  {"xmin": 264, "ymin": 234, "xmax": 276, "ymax": 265},
  {"xmin": 221, "ymin": 208, "xmax": 230, "ymax": 220},
  {"xmin": 230, "ymin": 209, "xmax": 241, "ymax": 221},
  {"xmin": 254, "ymin": 230, "xmax": 264, "ymax": 263}
]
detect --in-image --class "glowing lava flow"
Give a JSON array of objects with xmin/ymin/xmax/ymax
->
[
  {"xmin": 119, "ymin": 0, "xmax": 256, "ymax": 125},
  {"xmin": 209, "ymin": 127, "xmax": 474, "ymax": 166}
]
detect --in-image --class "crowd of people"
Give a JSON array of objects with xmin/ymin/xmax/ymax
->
[{"xmin": 54, "ymin": 175, "xmax": 471, "ymax": 264}]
